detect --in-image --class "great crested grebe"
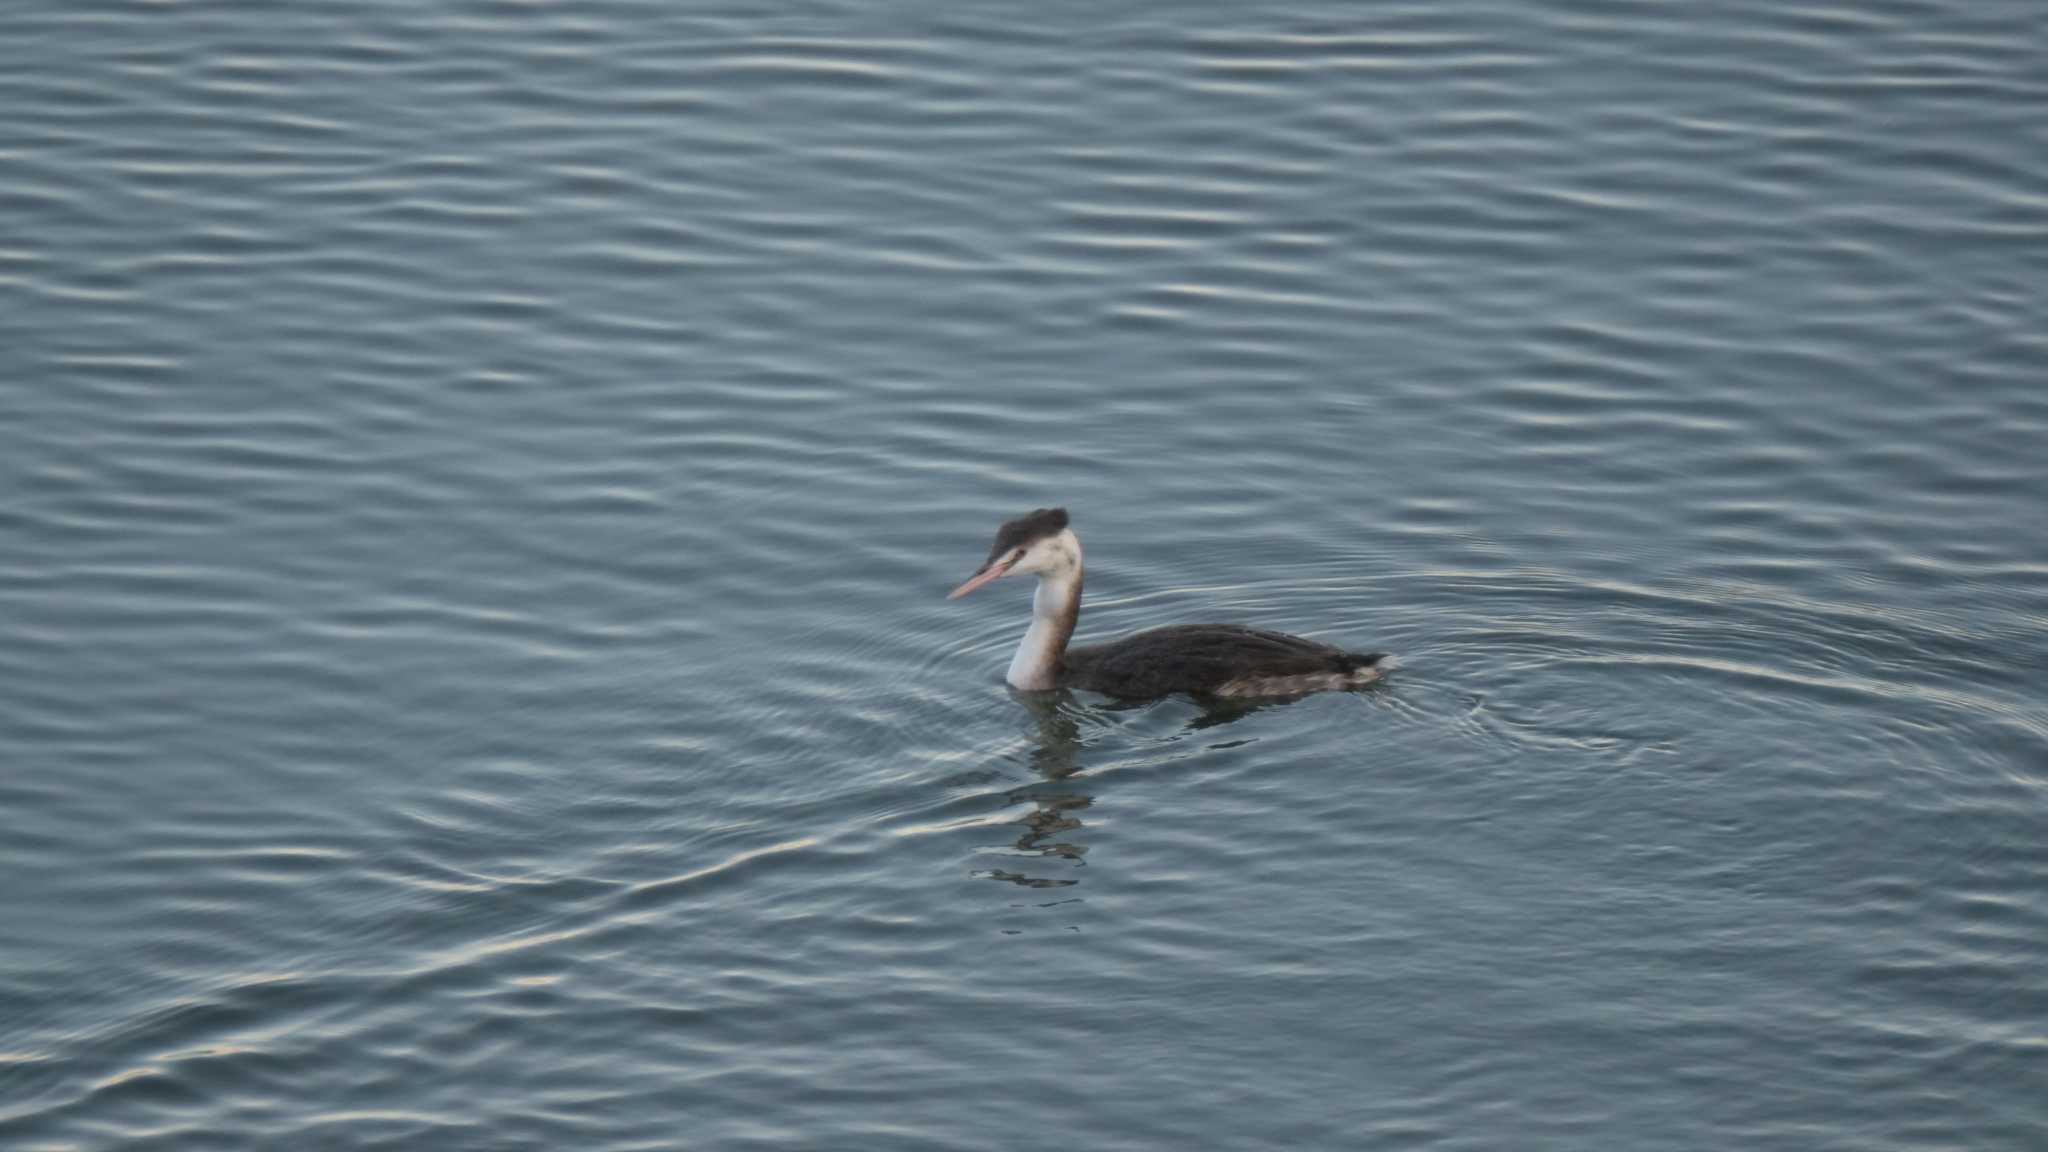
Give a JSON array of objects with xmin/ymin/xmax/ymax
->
[{"xmin": 949, "ymin": 508, "xmax": 1388, "ymax": 698}]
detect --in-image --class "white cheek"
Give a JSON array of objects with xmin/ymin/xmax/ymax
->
[{"xmin": 1019, "ymin": 540, "xmax": 1072, "ymax": 577}]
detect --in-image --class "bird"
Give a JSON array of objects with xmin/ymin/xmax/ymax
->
[{"xmin": 948, "ymin": 507, "xmax": 1388, "ymax": 698}]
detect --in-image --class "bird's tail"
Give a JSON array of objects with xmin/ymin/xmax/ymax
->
[{"xmin": 1340, "ymin": 651, "xmax": 1394, "ymax": 683}]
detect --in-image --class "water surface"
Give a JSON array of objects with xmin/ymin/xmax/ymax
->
[{"xmin": 3, "ymin": 1, "xmax": 2045, "ymax": 1148}]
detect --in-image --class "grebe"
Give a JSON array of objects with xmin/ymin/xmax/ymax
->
[{"xmin": 949, "ymin": 508, "xmax": 1388, "ymax": 698}]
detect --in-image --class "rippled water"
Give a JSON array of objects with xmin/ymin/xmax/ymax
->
[{"xmin": 4, "ymin": 1, "xmax": 2046, "ymax": 1148}]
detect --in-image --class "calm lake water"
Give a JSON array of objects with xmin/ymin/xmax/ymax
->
[{"xmin": 3, "ymin": 1, "xmax": 2045, "ymax": 1148}]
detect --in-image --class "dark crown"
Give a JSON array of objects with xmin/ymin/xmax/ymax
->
[{"xmin": 986, "ymin": 507, "xmax": 1069, "ymax": 563}]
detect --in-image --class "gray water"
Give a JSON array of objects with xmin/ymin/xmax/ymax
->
[{"xmin": 4, "ymin": 1, "xmax": 2046, "ymax": 1148}]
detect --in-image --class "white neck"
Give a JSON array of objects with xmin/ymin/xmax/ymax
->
[{"xmin": 1005, "ymin": 531, "xmax": 1083, "ymax": 691}]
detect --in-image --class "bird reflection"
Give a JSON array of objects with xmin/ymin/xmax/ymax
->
[
  {"xmin": 978, "ymin": 689, "xmax": 1092, "ymax": 889},
  {"xmin": 977, "ymin": 688, "xmax": 1281, "ymax": 890}
]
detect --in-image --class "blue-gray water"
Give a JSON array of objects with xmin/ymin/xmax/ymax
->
[{"xmin": 3, "ymin": 1, "xmax": 2046, "ymax": 1148}]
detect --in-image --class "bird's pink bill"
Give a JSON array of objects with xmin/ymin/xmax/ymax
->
[{"xmin": 948, "ymin": 561, "xmax": 1010, "ymax": 599}]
